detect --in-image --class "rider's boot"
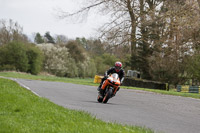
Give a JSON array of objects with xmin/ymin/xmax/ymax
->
[
  {"xmin": 98, "ymin": 88, "xmax": 104, "ymax": 97},
  {"xmin": 117, "ymin": 87, "xmax": 120, "ymax": 92},
  {"xmin": 97, "ymin": 84, "xmax": 102, "ymax": 91}
]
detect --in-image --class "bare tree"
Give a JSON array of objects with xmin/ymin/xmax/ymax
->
[
  {"xmin": 148, "ymin": 0, "xmax": 200, "ymax": 85},
  {"xmin": 58, "ymin": 0, "xmax": 200, "ymax": 85},
  {"xmin": 196, "ymin": 0, "xmax": 200, "ymax": 9},
  {"xmin": 0, "ymin": 19, "xmax": 28, "ymax": 45},
  {"xmin": 58, "ymin": 1, "xmax": 139, "ymax": 56},
  {"xmin": 55, "ymin": 34, "xmax": 68, "ymax": 44}
]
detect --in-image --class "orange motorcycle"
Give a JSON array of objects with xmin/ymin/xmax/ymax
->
[{"xmin": 97, "ymin": 73, "xmax": 121, "ymax": 103}]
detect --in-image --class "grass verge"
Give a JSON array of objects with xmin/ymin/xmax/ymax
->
[
  {"xmin": 124, "ymin": 86, "xmax": 200, "ymax": 99},
  {"xmin": 0, "ymin": 71, "xmax": 96, "ymax": 86},
  {"xmin": 0, "ymin": 71, "xmax": 199, "ymax": 99},
  {"xmin": 0, "ymin": 78, "xmax": 153, "ymax": 133}
]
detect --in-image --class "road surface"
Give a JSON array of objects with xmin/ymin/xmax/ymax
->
[{"xmin": 12, "ymin": 78, "xmax": 200, "ymax": 133}]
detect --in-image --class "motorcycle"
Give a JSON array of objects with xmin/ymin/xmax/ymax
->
[{"xmin": 97, "ymin": 73, "xmax": 121, "ymax": 103}]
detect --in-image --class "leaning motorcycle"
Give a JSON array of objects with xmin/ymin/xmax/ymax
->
[{"xmin": 97, "ymin": 73, "xmax": 121, "ymax": 104}]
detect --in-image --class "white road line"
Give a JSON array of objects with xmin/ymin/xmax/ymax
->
[
  {"xmin": 17, "ymin": 79, "xmax": 40, "ymax": 97},
  {"xmin": 0, "ymin": 76, "xmax": 40, "ymax": 97}
]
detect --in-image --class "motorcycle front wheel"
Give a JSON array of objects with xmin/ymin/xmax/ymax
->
[{"xmin": 102, "ymin": 89, "xmax": 112, "ymax": 103}]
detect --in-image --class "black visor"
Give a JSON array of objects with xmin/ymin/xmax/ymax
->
[{"xmin": 115, "ymin": 66, "xmax": 121, "ymax": 70}]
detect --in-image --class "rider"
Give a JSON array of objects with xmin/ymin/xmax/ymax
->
[{"xmin": 98, "ymin": 61, "xmax": 125, "ymax": 96}]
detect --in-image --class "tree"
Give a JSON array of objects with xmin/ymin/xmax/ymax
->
[
  {"xmin": 58, "ymin": 0, "xmax": 162, "ymax": 78},
  {"xmin": 185, "ymin": 53, "xmax": 200, "ymax": 85},
  {"xmin": 146, "ymin": 0, "xmax": 200, "ymax": 85},
  {"xmin": 38, "ymin": 43, "xmax": 97, "ymax": 78},
  {"xmin": 58, "ymin": 0, "xmax": 200, "ymax": 85},
  {"xmin": 0, "ymin": 19, "xmax": 29, "ymax": 45},
  {"xmin": 38, "ymin": 43, "xmax": 78, "ymax": 77},
  {"xmin": 58, "ymin": 0, "xmax": 138, "ymax": 65},
  {"xmin": 63, "ymin": 40, "xmax": 86, "ymax": 62},
  {"xmin": 0, "ymin": 41, "xmax": 44, "ymax": 74},
  {"xmin": 55, "ymin": 34, "xmax": 68, "ymax": 44},
  {"xmin": 130, "ymin": 0, "xmax": 161, "ymax": 79},
  {"xmin": 196, "ymin": 0, "xmax": 200, "ymax": 10},
  {"xmin": 0, "ymin": 41, "xmax": 29, "ymax": 72},
  {"xmin": 34, "ymin": 32, "xmax": 44, "ymax": 44},
  {"xmin": 44, "ymin": 32, "xmax": 55, "ymax": 44},
  {"xmin": 76, "ymin": 37, "xmax": 88, "ymax": 50},
  {"xmin": 26, "ymin": 44, "xmax": 44, "ymax": 75},
  {"xmin": 84, "ymin": 38, "xmax": 106, "ymax": 56},
  {"xmin": 102, "ymin": 53, "xmax": 118, "ymax": 66},
  {"xmin": 183, "ymin": 0, "xmax": 200, "ymax": 85}
]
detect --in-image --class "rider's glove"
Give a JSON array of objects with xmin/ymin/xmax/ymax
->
[{"xmin": 120, "ymin": 77, "xmax": 124, "ymax": 85}]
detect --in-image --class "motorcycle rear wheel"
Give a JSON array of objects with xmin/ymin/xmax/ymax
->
[{"xmin": 97, "ymin": 95, "xmax": 103, "ymax": 103}]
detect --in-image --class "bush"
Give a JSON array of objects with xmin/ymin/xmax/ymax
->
[
  {"xmin": 0, "ymin": 64, "xmax": 16, "ymax": 71},
  {"xmin": 64, "ymin": 40, "xmax": 86, "ymax": 62},
  {"xmin": 85, "ymin": 59, "xmax": 97, "ymax": 77},
  {"xmin": 77, "ymin": 58, "xmax": 97, "ymax": 78},
  {"xmin": 102, "ymin": 53, "xmax": 118, "ymax": 66},
  {"xmin": 38, "ymin": 43, "xmax": 97, "ymax": 78},
  {"xmin": 38, "ymin": 43, "xmax": 78, "ymax": 77},
  {"xmin": 0, "ymin": 41, "xmax": 43, "ymax": 74},
  {"xmin": 26, "ymin": 44, "xmax": 44, "ymax": 75},
  {"xmin": 93, "ymin": 54, "xmax": 119, "ymax": 75},
  {"xmin": 0, "ymin": 41, "xmax": 29, "ymax": 72},
  {"xmin": 123, "ymin": 77, "xmax": 167, "ymax": 90},
  {"xmin": 93, "ymin": 56, "xmax": 109, "ymax": 75}
]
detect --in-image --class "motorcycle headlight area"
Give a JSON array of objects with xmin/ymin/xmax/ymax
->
[{"xmin": 108, "ymin": 80, "xmax": 119, "ymax": 86}]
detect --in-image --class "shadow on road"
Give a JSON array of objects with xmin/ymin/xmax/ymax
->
[{"xmin": 83, "ymin": 100, "xmax": 121, "ymax": 105}]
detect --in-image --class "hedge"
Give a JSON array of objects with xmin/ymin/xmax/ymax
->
[{"xmin": 123, "ymin": 77, "xmax": 167, "ymax": 90}]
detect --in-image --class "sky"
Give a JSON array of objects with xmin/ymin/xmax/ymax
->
[{"xmin": 0, "ymin": 0, "xmax": 109, "ymax": 40}]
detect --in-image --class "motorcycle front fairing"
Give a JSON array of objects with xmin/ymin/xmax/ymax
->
[
  {"xmin": 97, "ymin": 73, "xmax": 121, "ymax": 103},
  {"xmin": 102, "ymin": 73, "xmax": 120, "ymax": 94}
]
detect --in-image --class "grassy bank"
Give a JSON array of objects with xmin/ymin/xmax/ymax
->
[
  {"xmin": 0, "ymin": 78, "xmax": 153, "ymax": 133},
  {"xmin": 0, "ymin": 71, "xmax": 96, "ymax": 86},
  {"xmin": 0, "ymin": 71, "xmax": 200, "ymax": 99},
  {"xmin": 124, "ymin": 86, "xmax": 200, "ymax": 99}
]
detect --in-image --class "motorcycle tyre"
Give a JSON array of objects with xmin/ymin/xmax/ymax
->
[
  {"xmin": 102, "ymin": 89, "xmax": 112, "ymax": 104},
  {"xmin": 97, "ymin": 95, "xmax": 103, "ymax": 103}
]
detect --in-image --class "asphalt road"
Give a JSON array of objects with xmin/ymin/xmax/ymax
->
[{"xmin": 13, "ymin": 78, "xmax": 200, "ymax": 133}]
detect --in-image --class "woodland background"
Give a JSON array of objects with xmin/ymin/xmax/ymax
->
[{"xmin": 1, "ymin": 0, "xmax": 200, "ymax": 87}]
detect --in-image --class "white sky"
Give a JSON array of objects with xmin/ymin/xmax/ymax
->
[{"xmin": 0, "ymin": 0, "xmax": 109, "ymax": 40}]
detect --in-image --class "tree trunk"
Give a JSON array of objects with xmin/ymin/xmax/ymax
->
[
  {"xmin": 127, "ymin": 0, "xmax": 137, "ymax": 69},
  {"xmin": 197, "ymin": 0, "xmax": 200, "ymax": 9}
]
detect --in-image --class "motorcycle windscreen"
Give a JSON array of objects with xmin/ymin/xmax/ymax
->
[{"xmin": 112, "ymin": 73, "xmax": 119, "ymax": 82}]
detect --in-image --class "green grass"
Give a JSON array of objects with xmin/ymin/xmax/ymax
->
[
  {"xmin": 0, "ymin": 71, "xmax": 199, "ymax": 99},
  {"xmin": 0, "ymin": 71, "xmax": 96, "ymax": 86},
  {"xmin": 123, "ymin": 86, "xmax": 200, "ymax": 99},
  {"xmin": 0, "ymin": 78, "xmax": 153, "ymax": 133}
]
